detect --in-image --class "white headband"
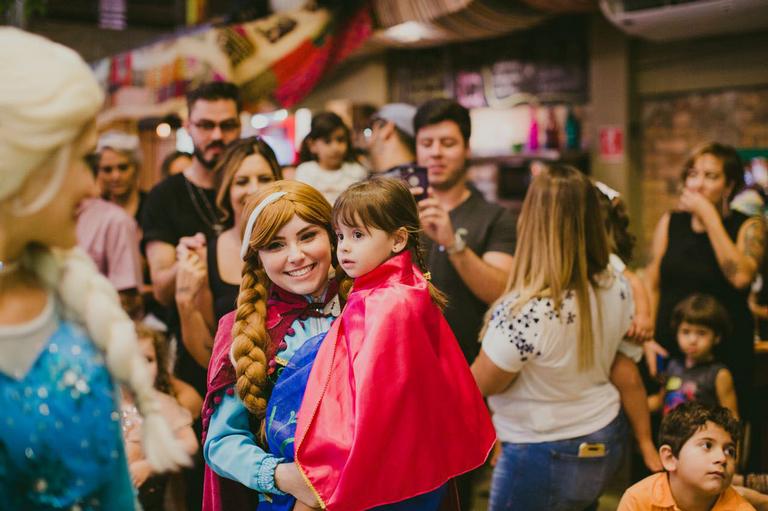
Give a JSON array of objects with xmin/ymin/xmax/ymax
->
[
  {"xmin": 595, "ymin": 181, "xmax": 621, "ymax": 201},
  {"xmin": 240, "ymin": 191, "xmax": 287, "ymax": 260}
]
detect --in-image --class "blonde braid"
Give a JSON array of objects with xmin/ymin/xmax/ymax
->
[
  {"xmin": 24, "ymin": 246, "xmax": 191, "ymax": 472},
  {"xmin": 231, "ymin": 256, "xmax": 271, "ymax": 418}
]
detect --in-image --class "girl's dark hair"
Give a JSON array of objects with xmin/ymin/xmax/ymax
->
[
  {"xmin": 671, "ymin": 293, "xmax": 731, "ymax": 339},
  {"xmin": 681, "ymin": 142, "xmax": 745, "ymax": 202},
  {"xmin": 213, "ymin": 136, "xmax": 283, "ymax": 225},
  {"xmin": 298, "ymin": 111, "xmax": 356, "ymax": 164},
  {"xmin": 659, "ymin": 402, "xmax": 741, "ymax": 457},
  {"xmin": 332, "ymin": 177, "xmax": 447, "ymax": 308},
  {"xmin": 134, "ymin": 322, "xmax": 174, "ymax": 396},
  {"xmin": 596, "ymin": 187, "xmax": 636, "ymax": 264}
]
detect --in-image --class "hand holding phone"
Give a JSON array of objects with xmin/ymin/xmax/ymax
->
[{"xmin": 382, "ymin": 164, "xmax": 429, "ymax": 202}]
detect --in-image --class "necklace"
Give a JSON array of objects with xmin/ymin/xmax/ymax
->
[
  {"xmin": 184, "ymin": 177, "xmax": 224, "ymax": 236},
  {"xmin": 0, "ymin": 260, "xmax": 20, "ymax": 275}
]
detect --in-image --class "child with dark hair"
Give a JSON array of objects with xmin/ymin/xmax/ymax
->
[
  {"xmin": 595, "ymin": 181, "xmax": 652, "ymax": 342},
  {"xmin": 648, "ymin": 294, "xmax": 738, "ymax": 418},
  {"xmin": 595, "ymin": 181, "xmax": 662, "ymax": 472},
  {"xmin": 618, "ymin": 402, "xmax": 752, "ymax": 510},
  {"xmin": 122, "ymin": 323, "xmax": 199, "ymax": 511},
  {"xmin": 295, "ymin": 111, "xmax": 367, "ymax": 203},
  {"xmin": 293, "ymin": 178, "xmax": 495, "ymax": 511}
]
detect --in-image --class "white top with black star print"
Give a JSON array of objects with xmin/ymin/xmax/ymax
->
[{"xmin": 481, "ymin": 265, "xmax": 634, "ymax": 443}]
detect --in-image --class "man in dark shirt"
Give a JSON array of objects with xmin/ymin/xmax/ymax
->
[
  {"xmin": 415, "ymin": 98, "xmax": 516, "ymax": 509},
  {"xmin": 142, "ymin": 81, "xmax": 241, "ymax": 395},
  {"xmin": 142, "ymin": 82, "xmax": 241, "ymax": 511},
  {"xmin": 415, "ymin": 98, "xmax": 516, "ymax": 361}
]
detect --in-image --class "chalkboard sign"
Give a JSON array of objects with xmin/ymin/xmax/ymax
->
[
  {"xmin": 388, "ymin": 49, "xmax": 454, "ymax": 107},
  {"xmin": 389, "ymin": 16, "xmax": 588, "ymax": 107}
]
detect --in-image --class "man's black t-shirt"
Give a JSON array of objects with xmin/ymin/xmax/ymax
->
[
  {"xmin": 141, "ymin": 173, "xmax": 225, "ymax": 396},
  {"xmin": 423, "ymin": 186, "xmax": 517, "ymax": 363}
]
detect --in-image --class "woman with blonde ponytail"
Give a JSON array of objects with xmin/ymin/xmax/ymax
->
[
  {"xmin": 471, "ymin": 164, "xmax": 636, "ymax": 510},
  {"xmin": 202, "ymin": 180, "xmax": 342, "ymax": 511},
  {"xmin": 0, "ymin": 28, "xmax": 189, "ymax": 510}
]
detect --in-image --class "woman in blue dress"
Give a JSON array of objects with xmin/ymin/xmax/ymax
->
[{"xmin": 0, "ymin": 28, "xmax": 189, "ymax": 510}]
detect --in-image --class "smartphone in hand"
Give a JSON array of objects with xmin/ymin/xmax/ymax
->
[{"xmin": 382, "ymin": 164, "xmax": 428, "ymax": 202}]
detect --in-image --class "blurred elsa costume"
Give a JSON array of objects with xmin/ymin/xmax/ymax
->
[
  {"xmin": 0, "ymin": 293, "xmax": 136, "ymax": 509},
  {"xmin": 0, "ymin": 28, "xmax": 189, "ymax": 510}
]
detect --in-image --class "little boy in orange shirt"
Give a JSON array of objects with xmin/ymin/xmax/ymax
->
[{"xmin": 618, "ymin": 402, "xmax": 754, "ymax": 510}]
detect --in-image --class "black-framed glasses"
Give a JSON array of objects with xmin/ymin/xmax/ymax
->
[
  {"xmin": 98, "ymin": 162, "xmax": 131, "ymax": 173},
  {"xmin": 192, "ymin": 119, "xmax": 240, "ymax": 133}
]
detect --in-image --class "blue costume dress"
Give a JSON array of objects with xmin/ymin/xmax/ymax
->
[
  {"xmin": 203, "ymin": 284, "xmax": 448, "ymax": 511},
  {"xmin": 203, "ymin": 297, "xmax": 337, "ymax": 509},
  {"xmin": 0, "ymin": 295, "xmax": 136, "ymax": 510}
]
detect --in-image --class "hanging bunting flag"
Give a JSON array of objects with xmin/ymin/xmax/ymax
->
[{"xmin": 92, "ymin": 4, "xmax": 371, "ymax": 123}]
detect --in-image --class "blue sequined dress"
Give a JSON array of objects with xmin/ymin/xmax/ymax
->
[{"xmin": 0, "ymin": 296, "xmax": 137, "ymax": 510}]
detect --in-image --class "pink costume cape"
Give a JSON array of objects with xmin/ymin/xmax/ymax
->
[
  {"xmin": 201, "ymin": 283, "xmax": 338, "ymax": 511},
  {"xmin": 295, "ymin": 252, "xmax": 496, "ymax": 511}
]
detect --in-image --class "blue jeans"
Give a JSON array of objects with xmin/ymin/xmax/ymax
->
[{"xmin": 489, "ymin": 413, "xmax": 628, "ymax": 511}]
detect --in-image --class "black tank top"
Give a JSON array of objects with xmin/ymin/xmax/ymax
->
[
  {"xmin": 206, "ymin": 235, "xmax": 240, "ymax": 325},
  {"xmin": 656, "ymin": 211, "xmax": 754, "ymax": 413}
]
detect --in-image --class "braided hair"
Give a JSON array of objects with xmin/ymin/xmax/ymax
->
[
  {"xmin": 232, "ymin": 181, "xmax": 337, "ymax": 420},
  {"xmin": 0, "ymin": 28, "xmax": 189, "ymax": 472}
]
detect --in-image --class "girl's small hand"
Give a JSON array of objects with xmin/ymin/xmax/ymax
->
[
  {"xmin": 625, "ymin": 314, "xmax": 653, "ymax": 344},
  {"xmin": 129, "ymin": 459, "xmax": 154, "ymax": 488},
  {"xmin": 275, "ymin": 462, "xmax": 320, "ymax": 508}
]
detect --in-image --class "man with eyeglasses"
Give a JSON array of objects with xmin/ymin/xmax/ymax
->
[
  {"xmin": 142, "ymin": 81, "xmax": 241, "ymax": 391},
  {"xmin": 141, "ymin": 81, "xmax": 242, "ymax": 511}
]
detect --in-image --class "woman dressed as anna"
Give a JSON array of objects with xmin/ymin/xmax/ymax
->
[
  {"xmin": 202, "ymin": 179, "xmax": 492, "ymax": 511},
  {"xmin": 202, "ymin": 181, "xmax": 340, "ymax": 511}
]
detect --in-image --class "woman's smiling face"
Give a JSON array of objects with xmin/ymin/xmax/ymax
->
[{"xmin": 258, "ymin": 215, "xmax": 332, "ymax": 298}]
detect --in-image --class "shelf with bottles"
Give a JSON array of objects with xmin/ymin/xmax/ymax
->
[
  {"xmin": 468, "ymin": 103, "xmax": 587, "ymax": 167},
  {"xmin": 468, "ymin": 148, "xmax": 589, "ymax": 166}
]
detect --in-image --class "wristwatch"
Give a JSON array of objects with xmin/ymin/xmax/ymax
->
[{"xmin": 443, "ymin": 228, "xmax": 468, "ymax": 255}]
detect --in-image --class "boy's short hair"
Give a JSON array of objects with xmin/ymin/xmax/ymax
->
[
  {"xmin": 186, "ymin": 81, "xmax": 241, "ymax": 113},
  {"xmin": 414, "ymin": 98, "xmax": 471, "ymax": 144},
  {"xmin": 671, "ymin": 293, "xmax": 731, "ymax": 339},
  {"xmin": 659, "ymin": 402, "xmax": 741, "ymax": 457}
]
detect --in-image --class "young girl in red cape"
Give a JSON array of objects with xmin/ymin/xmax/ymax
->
[{"xmin": 293, "ymin": 178, "xmax": 496, "ymax": 511}]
